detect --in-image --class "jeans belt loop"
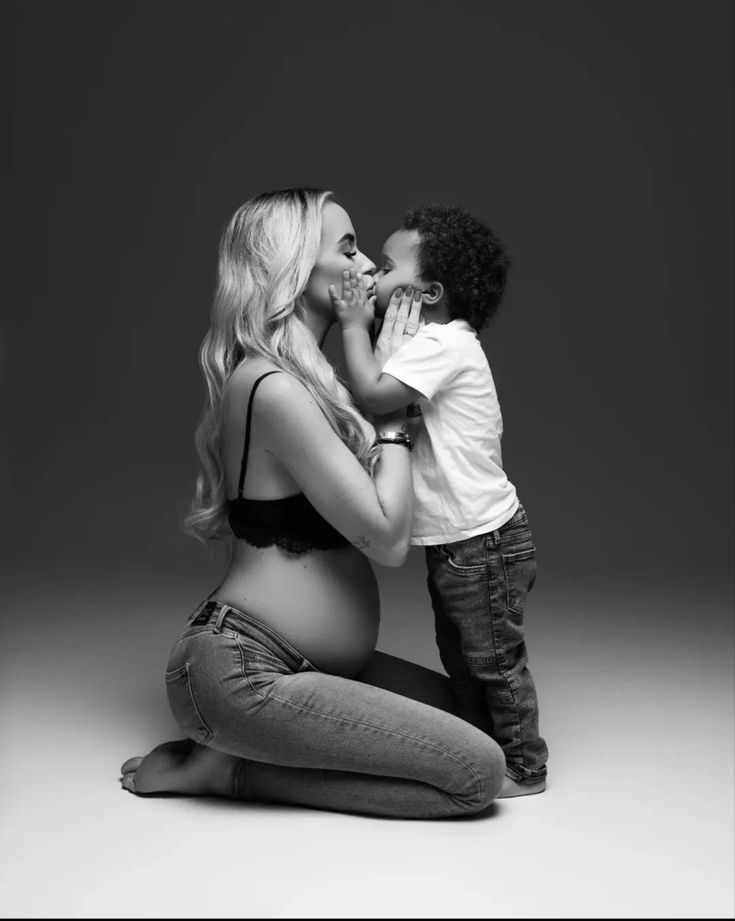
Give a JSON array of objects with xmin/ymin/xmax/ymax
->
[{"xmin": 212, "ymin": 603, "xmax": 230, "ymax": 634}]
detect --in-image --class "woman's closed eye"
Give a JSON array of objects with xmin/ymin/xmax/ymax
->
[{"xmin": 345, "ymin": 250, "xmax": 358, "ymax": 259}]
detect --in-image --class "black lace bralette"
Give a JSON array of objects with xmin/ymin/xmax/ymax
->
[{"xmin": 227, "ymin": 371, "xmax": 350, "ymax": 554}]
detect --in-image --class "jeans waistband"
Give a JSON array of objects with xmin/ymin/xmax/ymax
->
[
  {"xmin": 188, "ymin": 599, "xmax": 308, "ymax": 671},
  {"xmin": 502, "ymin": 503, "xmax": 526, "ymax": 529},
  {"xmin": 485, "ymin": 503, "xmax": 527, "ymax": 546}
]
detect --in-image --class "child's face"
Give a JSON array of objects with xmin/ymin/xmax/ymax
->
[{"xmin": 374, "ymin": 229, "xmax": 424, "ymax": 318}]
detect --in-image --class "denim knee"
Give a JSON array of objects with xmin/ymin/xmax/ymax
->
[
  {"xmin": 483, "ymin": 740, "xmax": 507, "ymax": 803},
  {"xmin": 455, "ymin": 734, "xmax": 506, "ymax": 814}
]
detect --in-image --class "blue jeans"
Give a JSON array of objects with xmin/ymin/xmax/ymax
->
[
  {"xmin": 425, "ymin": 504, "xmax": 548, "ymax": 784},
  {"xmin": 165, "ymin": 600, "xmax": 506, "ymax": 818}
]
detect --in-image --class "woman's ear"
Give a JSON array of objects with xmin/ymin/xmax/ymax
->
[{"xmin": 421, "ymin": 281, "xmax": 444, "ymax": 305}]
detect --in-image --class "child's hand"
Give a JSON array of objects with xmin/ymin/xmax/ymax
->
[
  {"xmin": 373, "ymin": 286, "xmax": 424, "ymax": 370},
  {"xmin": 330, "ymin": 269, "xmax": 375, "ymax": 332}
]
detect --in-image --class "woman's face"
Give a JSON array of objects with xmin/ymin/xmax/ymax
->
[
  {"xmin": 373, "ymin": 228, "xmax": 424, "ymax": 318},
  {"xmin": 303, "ymin": 202, "xmax": 376, "ymax": 316}
]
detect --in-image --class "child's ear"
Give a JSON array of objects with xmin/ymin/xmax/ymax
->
[{"xmin": 421, "ymin": 281, "xmax": 444, "ymax": 305}]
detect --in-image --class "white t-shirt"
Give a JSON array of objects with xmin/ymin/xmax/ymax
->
[{"xmin": 382, "ymin": 319, "xmax": 519, "ymax": 545}]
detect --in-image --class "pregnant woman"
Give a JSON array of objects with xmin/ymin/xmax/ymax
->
[{"xmin": 120, "ymin": 188, "xmax": 505, "ymax": 818}]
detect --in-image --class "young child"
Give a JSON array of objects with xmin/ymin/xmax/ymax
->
[{"xmin": 332, "ymin": 204, "xmax": 548, "ymax": 797}]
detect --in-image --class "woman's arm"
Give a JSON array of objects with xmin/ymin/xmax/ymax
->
[{"xmin": 256, "ymin": 374, "xmax": 413, "ymax": 567}]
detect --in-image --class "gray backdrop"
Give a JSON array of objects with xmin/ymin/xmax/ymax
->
[
  {"xmin": 6, "ymin": 0, "xmax": 733, "ymax": 624},
  {"xmin": 4, "ymin": 7, "xmax": 733, "ymax": 914}
]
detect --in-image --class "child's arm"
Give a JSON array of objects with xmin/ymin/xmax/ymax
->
[
  {"xmin": 343, "ymin": 328, "xmax": 422, "ymax": 415},
  {"xmin": 331, "ymin": 275, "xmax": 423, "ymax": 415}
]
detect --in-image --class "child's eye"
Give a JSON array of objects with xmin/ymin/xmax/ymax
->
[{"xmin": 381, "ymin": 265, "xmax": 391, "ymax": 273}]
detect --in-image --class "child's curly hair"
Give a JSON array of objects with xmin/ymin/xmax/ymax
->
[{"xmin": 403, "ymin": 204, "xmax": 510, "ymax": 330}]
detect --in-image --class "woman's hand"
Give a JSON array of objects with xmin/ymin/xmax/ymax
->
[
  {"xmin": 373, "ymin": 286, "xmax": 424, "ymax": 370},
  {"xmin": 330, "ymin": 269, "xmax": 375, "ymax": 332}
]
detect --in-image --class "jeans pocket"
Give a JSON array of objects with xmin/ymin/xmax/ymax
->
[
  {"xmin": 236, "ymin": 637, "xmax": 292, "ymax": 675},
  {"xmin": 165, "ymin": 662, "xmax": 213, "ymax": 745},
  {"xmin": 438, "ymin": 535, "xmax": 487, "ymax": 576},
  {"xmin": 501, "ymin": 547, "xmax": 537, "ymax": 615}
]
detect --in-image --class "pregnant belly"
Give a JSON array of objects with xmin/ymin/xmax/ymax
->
[{"xmin": 214, "ymin": 542, "xmax": 381, "ymax": 677}]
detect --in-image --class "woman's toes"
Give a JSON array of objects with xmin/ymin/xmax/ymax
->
[
  {"xmin": 120, "ymin": 773, "xmax": 136, "ymax": 793},
  {"xmin": 120, "ymin": 756, "xmax": 143, "ymax": 775}
]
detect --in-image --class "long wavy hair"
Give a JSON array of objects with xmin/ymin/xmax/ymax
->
[{"xmin": 183, "ymin": 188, "xmax": 378, "ymax": 542}]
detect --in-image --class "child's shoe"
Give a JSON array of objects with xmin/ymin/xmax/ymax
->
[{"xmin": 497, "ymin": 774, "xmax": 546, "ymax": 798}]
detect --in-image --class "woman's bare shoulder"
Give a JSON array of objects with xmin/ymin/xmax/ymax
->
[
  {"xmin": 225, "ymin": 360, "xmax": 313, "ymax": 422},
  {"xmin": 227, "ymin": 357, "xmax": 281, "ymax": 393}
]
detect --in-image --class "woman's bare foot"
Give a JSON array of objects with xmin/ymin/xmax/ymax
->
[{"xmin": 120, "ymin": 739, "xmax": 237, "ymax": 798}]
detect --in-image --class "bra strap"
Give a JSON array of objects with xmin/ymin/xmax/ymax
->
[{"xmin": 237, "ymin": 370, "xmax": 282, "ymax": 498}]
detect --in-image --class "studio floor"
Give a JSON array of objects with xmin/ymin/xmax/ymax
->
[{"xmin": 1, "ymin": 561, "xmax": 733, "ymax": 919}]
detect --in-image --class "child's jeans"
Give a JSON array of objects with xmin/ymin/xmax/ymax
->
[{"xmin": 424, "ymin": 504, "xmax": 548, "ymax": 784}]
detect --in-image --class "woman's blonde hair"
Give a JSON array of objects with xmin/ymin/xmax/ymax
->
[{"xmin": 183, "ymin": 188, "xmax": 378, "ymax": 542}]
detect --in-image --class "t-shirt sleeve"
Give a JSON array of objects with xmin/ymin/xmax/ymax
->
[{"xmin": 381, "ymin": 326, "xmax": 458, "ymax": 401}]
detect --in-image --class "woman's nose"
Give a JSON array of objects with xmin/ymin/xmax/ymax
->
[{"xmin": 359, "ymin": 252, "xmax": 377, "ymax": 276}]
